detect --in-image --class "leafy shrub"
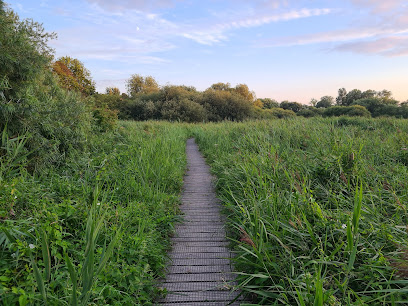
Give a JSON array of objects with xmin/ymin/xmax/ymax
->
[
  {"xmin": 201, "ymin": 90, "xmax": 253, "ymax": 121},
  {"xmin": 161, "ymin": 98, "xmax": 207, "ymax": 122},
  {"xmin": 323, "ymin": 105, "xmax": 371, "ymax": 117},
  {"xmin": 297, "ymin": 107, "xmax": 323, "ymax": 117},
  {"xmin": 1, "ymin": 72, "xmax": 92, "ymax": 170}
]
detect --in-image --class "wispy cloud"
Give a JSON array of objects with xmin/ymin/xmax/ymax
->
[
  {"xmin": 182, "ymin": 8, "xmax": 332, "ymax": 45},
  {"xmin": 350, "ymin": 0, "xmax": 406, "ymax": 13},
  {"xmin": 254, "ymin": 0, "xmax": 408, "ymax": 57},
  {"xmin": 263, "ymin": 26, "xmax": 408, "ymax": 47},
  {"xmin": 85, "ymin": 0, "xmax": 180, "ymax": 12},
  {"xmin": 333, "ymin": 35, "xmax": 408, "ymax": 57}
]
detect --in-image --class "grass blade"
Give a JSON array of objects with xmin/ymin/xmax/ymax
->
[{"xmin": 40, "ymin": 230, "xmax": 51, "ymax": 281}]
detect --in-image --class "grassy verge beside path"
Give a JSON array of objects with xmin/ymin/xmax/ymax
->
[
  {"xmin": 193, "ymin": 117, "xmax": 408, "ymax": 305},
  {"xmin": 1, "ymin": 121, "xmax": 188, "ymax": 305}
]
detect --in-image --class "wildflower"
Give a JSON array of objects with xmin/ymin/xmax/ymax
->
[
  {"xmin": 97, "ymin": 202, "xmax": 101, "ymax": 206},
  {"xmin": 11, "ymin": 253, "xmax": 17, "ymax": 258},
  {"xmin": 29, "ymin": 244, "xmax": 35, "ymax": 249},
  {"xmin": 14, "ymin": 196, "xmax": 17, "ymax": 199},
  {"xmin": 342, "ymin": 224, "xmax": 347, "ymax": 229}
]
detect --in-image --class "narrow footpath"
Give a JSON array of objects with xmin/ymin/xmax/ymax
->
[{"xmin": 158, "ymin": 138, "xmax": 242, "ymax": 305}]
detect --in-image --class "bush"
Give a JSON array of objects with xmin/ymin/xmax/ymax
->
[
  {"xmin": 201, "ymin": 90, "xmax": 253, "ymax": 121},
  {"xmin": 297, "ymin": 107, "xmax": 323, "ymax": 117},
  {"xmin": 323, "ymin": 105, "xmax": 371, "ymax": 117},
  {"xmin": 1, "ymin": 72, "xmax": 92, "ymax": 170},
  {"xmin": 161, "ymin": 98, "xmax": 207, "ymax": 122}
]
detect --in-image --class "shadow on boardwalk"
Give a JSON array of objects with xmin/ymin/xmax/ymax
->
[{"xmin": 157, "ymin": 138, "xmax": 243, "ymax": 305}]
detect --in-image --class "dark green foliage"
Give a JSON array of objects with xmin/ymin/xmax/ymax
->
[
  {"xmin": 161, "ymin": 98, "xmax": 207, "ymax": 122},
  {"xmin": 280, "ymin": 100, "xmax": 303, "ymax": 113},
  {"xmin": 254, "ymin": 107, "xmax": 296, "ymax": 119},
  {"xmin": 259, "ymin": 98, "xmax": 279, "ymax": 109},
  {"xmin": 297, "ymin": 107, "xmax": 324, "ymax": 117},
  {"xmin": 316, "ymin": 96, "xmax": 334, "ymax": 108},
  {"xmin": 1, "ymin": 72, "xmax": 92, "ymax": 170},
  {"xmin": 352, "ymin": 97, "xmax": 400, "ymax": 117},
  {"xmin": 323, "ymin": 105, "xmax": 371, "ymax": 117},
  {"xmin": 0, "ymin": 4, "xmax": 106, "ymax": 170},
  {"xmin": 0, "ymin": 5, "xmax": 55, "ymax": 100}
]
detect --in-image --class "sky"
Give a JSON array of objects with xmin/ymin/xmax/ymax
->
[{"xmin": 9, "ymin": 0, "xmax": 408, "ymax": 103}]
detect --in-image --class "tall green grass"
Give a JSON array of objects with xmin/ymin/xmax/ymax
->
[
  {"xmin": 1, "ymin": 121, "xmax": 188, "ymax": 304},
  {"xmin": 193, "ymin": 117, "xmax": 408, "ymax": 304}
]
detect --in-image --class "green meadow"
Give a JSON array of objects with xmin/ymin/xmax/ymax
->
[{"xmin": 2, "ymin": 118, "xmax": 408, "ymax": 305}]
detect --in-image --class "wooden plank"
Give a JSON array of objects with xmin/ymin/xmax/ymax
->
[
  {"xmin": 168, "ymin": 252, "xmax": 232, "ymax": 259},
  {"xmin": 170, "ymin": 258, "xmax": 231, "ymax": 266},
  {"xmin": 158, "ymin": 291, "xmax": 239, "ymax": 303},
  {"xmin": 164, "ymin": 272, "xmax": 235, "ymax": 283},
  {"xmin": 161, "ymin": 281, "xmax": 235, "ymax": 292},
  {"xmin": 167, "ymin": 264, "xmax": 231, "ymax": 274}
]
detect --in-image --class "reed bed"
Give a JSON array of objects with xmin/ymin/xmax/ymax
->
[{"xmin": 193, "ymin": 117, "xmax": 408, "ymax": 305}]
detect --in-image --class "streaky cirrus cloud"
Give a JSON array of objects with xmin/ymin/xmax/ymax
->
[
  {"xmin": 255, "ymin": 0, "xmax": 408, "ymax": 57},
  {"xmin": 182, "ymin": 8, "xmax": 332, "ymax": 45},
  {"xmin": 350, "ymin": 0, "xmax": 406, "ymax": 13},
  {"xmin": 333, "ymin": 35, "xmax": 408, "ymax": 57},
  {"xmin": 85, "ymin": 0, "xmax": 181, "ymax": 11}
]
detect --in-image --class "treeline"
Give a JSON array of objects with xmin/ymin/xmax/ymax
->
[
  {"xmin": 267, "ymin": 88, "xmax": 408, "ymax": 119},
  {"xmin": 93, "ymin": 79, "xmax": 408, "ymax": 122}
]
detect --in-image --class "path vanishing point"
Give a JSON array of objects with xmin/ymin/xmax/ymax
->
[{"xmin": 158, "ymin": 138, "xmax": 243, "ymax": 305}]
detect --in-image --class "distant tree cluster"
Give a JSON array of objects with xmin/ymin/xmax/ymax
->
[
  {"xmin": 93, "ymin": 78, "xmax": 262, "ymax": 122},
  {"xmin": 249, "ymin": 88, "xmax": 408, "ymax": 119},
  {"xmin": 93, "ymin": 77, "xmax": 408, "ymax": 122}
]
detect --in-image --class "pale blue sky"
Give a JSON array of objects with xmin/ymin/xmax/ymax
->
[{"xmin": 9, "ymin": 0, "xmax": 408, "ymax": 103}]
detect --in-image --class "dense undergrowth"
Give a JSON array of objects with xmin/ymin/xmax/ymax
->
[
  {"xmin": 193, "ymin": 117, "xmax": 408, "ymax": 305},
  {"xmin": 1, "ymin": 121, "xmax": 188, "ymax": 305}
]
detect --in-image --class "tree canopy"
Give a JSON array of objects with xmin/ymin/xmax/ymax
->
[
  {"xmin": 0, "ymin": 2, "xmax": 56, "ymax": 99},
  {"xmin": 52, "ymin": 56, "xmax": 96, "ymax": 96},
  {"xmin": 126, "ymin": 74, "xmax": 160, "ymax": 97}
]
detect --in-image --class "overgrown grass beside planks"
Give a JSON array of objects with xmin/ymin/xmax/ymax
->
[
  {"xmin": 193, "ymin": 117, "xmax": 408, "ymax": 305},
  {"xmin": 1, "ymin": 121, "xmax": 188, "ymax": 305}
]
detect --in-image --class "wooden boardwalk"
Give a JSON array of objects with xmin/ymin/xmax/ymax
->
[{"xmin": 158, "ymin": 139, "xmax": 243, "ymax": 305}]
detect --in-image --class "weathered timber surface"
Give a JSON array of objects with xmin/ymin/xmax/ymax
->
[{"xmin": 157, "ymin": 138, "xmax": 243, "ymax": 305}]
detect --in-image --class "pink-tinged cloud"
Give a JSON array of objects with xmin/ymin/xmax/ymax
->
[
  {"xmin": 260, "ymin": 26, "xmax": 408, "ymax": 47},
  {"xmin": 85, "ymin": 0, "xmax": 180, "ymax": 11},
  {"xmin": 351, "ymin": 0, "xmax": 406, "ymax": 13},
  {"xmin": 333, "ymin": 35, "xmax": 408, "ymax": 55}
]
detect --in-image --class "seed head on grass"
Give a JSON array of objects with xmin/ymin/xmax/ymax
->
[{"xmin": 239, "ymin": 227, "xmax": 255, "ymax": 248}]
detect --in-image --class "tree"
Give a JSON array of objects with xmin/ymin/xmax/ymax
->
[
  {"xmin": 126, "ymin": 74, "xmax": 159, "ymax": 97},
  {"xmin": 253, "ymin": 99, "xmax": 264, "ymax": 108},
  {"xmin": 210, "ymin": 82, "xmax": 231, "ymax": 91},
  {"xmin": 309, "ymin": 98, "xmax": 318, "ymax": 107},
  {"xmin": 316, "ymin": 96, "xmax": 334, "ymax": 108},
  {"xmin": 201, "ymin": 89, "xmax": 253, "ymax": 121},
  {"xmin": 259, "ymin": 98, "xmax": 279, "ymax": 109},
  {"xmin": 336, "ymin": 88, "xmax": 347, "ymax": 105},
  {"xmin": 0, "ymin": 3, "xmax": 56, "ymax": 99},
  {"xmin": 280, "ymin": 101, "xmax": 303, "ymax": 113},
  {"xmin": 361, "ymin": 89, "xmax": 376, "ymax": 99},
  {"xmin": 234, "ymin": 84, "xmax": 255, "ymax": 102},
  {"xmin": 0, "ymin": 0, "xmax": 5, "ymax": 14},
  {"xmin": 343, "ymin": 89, "xmax": 363, "ymax": 106},
  {"xmin": 105, "ymin": 87, "xmax": 120, "ymax": 95},
  {"xmin": 52, "ymin": 56, "xmax": 96, "ymax": 95}
]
